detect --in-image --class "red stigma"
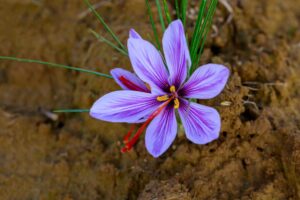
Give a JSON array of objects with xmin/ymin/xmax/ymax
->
[
  {"xmin": 121, "ymin": 99, "xmax": 172, "ymax": 153},
  {"xmin": 123, "ymin": 124, "xmax": 136, "ymax": 144},
  {"xmin": 119, "ymin": 76, "xmax": 147, "ymax": 92}
]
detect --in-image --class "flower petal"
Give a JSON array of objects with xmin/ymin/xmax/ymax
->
[
  {"xmin": 129, "ymin": 29, "xmax": 142, "ymax": 39},
  {"xmin": 111, "ymin": 68, "xmax": 150, "ymax": 92},
  {"xmin": 128, "ymin": 37, "xmax": 169, "ymax": 94},
  {"xmin": 90, "ymin": 91, "xmax": 159, "ymax": 123},
  {"xmin": 163, "ymin": 20, "xmax": 191, "ymax": 87},
  {"xmin": 145, "ymin": 105, "xmax": 177, "ymax": 157},
  {"xmin": 181, "ymin": 64, "xmax": 230, "ymax": 99},
  {"xmin": 178, "ymin": 99, "xmax": 221, "ymax": 144}
]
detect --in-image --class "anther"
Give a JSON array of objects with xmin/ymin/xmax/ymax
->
[
  {"xmin": 170, "ymin": 85, "xmax": 176, "ymax": 93},
  {"xmin": 174, "ymin": 98, "xmax": 180, "ymax": 109},
  {"xmin": 157, "ymin": 95, "xmax": 169, "ymax": 102}
]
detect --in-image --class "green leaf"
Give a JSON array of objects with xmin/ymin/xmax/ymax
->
[
  {"xmin": 190, "ymin": 0, "xmax": 207, "ymax": 58},
  {"xmin": 89, "ymin": 29, "xmax": 128, "ymax": 56},
  {"xmin": 53, "ymin": 109, "xmax": 90, "ymax": 113},
  {"xmin": 155, "ymin": 0, "xmax": 166, "ymax": 31},
  {"xmin": 197, "ymin": 0, "xmax": 218, "ymax": 63},
  {"xmin": 189, "ymin": 0, "xmax": 218, "ymax": 73},
  {"xmin": 175, "ymin": 0, "xmax": 180, "ymax": 19},
  {"xmin": 0, "ymin": 56, "xmax": 113, "ymax": 79},
  {"xmin": 181, "ymin": 0, "xmax": 188, "ymax": 27},
  {"xmin": 83, "ymin": 0, "xmax": 127, "ymax": 52},
  {"xmin": 145, "ymin": 0, "xmax": 161, "ymax": 50},
  {"xmin": 163, "ymin": 0, "xmax": 172, "ymax": 24}
]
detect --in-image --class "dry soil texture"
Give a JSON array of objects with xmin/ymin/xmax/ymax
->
[{"xmin": 0, "ymin": 0, "xmax": 299, "ymax": 200}]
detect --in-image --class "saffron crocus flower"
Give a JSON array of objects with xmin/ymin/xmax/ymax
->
[{"xmin": 90, "ymin": 20, "xmax": 229, "ymax": 157}]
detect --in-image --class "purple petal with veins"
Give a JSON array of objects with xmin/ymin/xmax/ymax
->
[
  {"xmin": 178, "ymin": 99, "xmax": 221, "ymax": 144},
  {"xmin": 111, "ymin": 68, "xmax": 150, "ymax": 92},
  {"xmin": 181, "ymin": 64, "xmax": 230, "ymax": 99},
  {"xmin": 90, "ymin": 90, "xmax": 160, "ymax": 123},
  {"xmin": 128, "ymin": 36, "xmax": 169, "ymax": 94},
  {"xmin": 145, "ymin": 104, "xmax": 177, "ymax": 157},
  {"xmin": 129, "ymin": 28, "xmax": 142, "ymax": 39},
  {"xmin": 163, "ymin": 20, "xmax": 191, "ymax": 87}
]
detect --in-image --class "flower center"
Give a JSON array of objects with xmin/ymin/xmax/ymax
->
[
  {"xmin": 156, "ymin": 85, "xmax": 180, "ymax": 109},
  {"xmin": 121, "ymin": 85, "xmax": 179, "ymax": 153}
]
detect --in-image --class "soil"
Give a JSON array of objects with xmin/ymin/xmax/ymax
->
[{"xmin": 0, "ymin": 0, "xmax": 299, "ymax": 199}]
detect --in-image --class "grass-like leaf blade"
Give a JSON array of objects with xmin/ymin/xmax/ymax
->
[
  {"xmin": 181, "ymin": 0, "xmax": 188, "ymax": 27},
  {"xmin": 155, "ymin": 0, "xmax": 166, "ymax": 31},
  {"xmin": 89, "ymin": 29, "xmax": 128, "ymax": 56},
  {"xmin": 163, "ymin": 0, "xmax": 172, "ymax": 23},
  {"xmin": 175, "ymin": 0, "xmax": 180, "ymax": 19},
  {"xmin": 83, "ymin": 0, "xmax": 127, "ymax": 52},
  {"xmin": 197, "ymin": 0, "xmax": 218, "ymax": 61},
  {"xmin": 145, "ymin": 0, "xmax": 161, "ymax": 50},
  {"xmin": 190, "ymin": 0, "xmax": 207, "ymax": 59},
  {"xmin": 53, "ymin": 109, "xmax": 90, "ymax": 113},
  {"xmin": 189, "ymin": 0, "xmax": 218, "ymax": 73},
  {"xmin": 0, "ymin": 56, "xmax": 113, "ymax": 79}
]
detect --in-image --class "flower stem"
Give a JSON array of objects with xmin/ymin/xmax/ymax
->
[{"xmin": 0, "ymin": 56, "xmax": 113, "ymax": 79}]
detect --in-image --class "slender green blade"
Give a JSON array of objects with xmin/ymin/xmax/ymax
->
[
  {"xmin": 190, "ymin": 0, "xmax": 207, "ymax": 57},
  {"xmin": 175, "ymin": 0, "xmax": 180, "ymax": 19},
  {"xmin": 145, "ymin": 0, "xmax": 161, "ymax": 50},
  {"xmin": 53, "ymin": 109, "xmax": 90, "ymax": 113},
  {"xmin": 198, "ymin": 0, "xmax": 218, "ymax": 57},
  {"xmin": 155, "ymin": 0, "xmax": 166, "ymax": 31},
  {"xmin": 0, "ymin": 56, "xmax": 113, "ymax": 79},
  {"xmin": 89, "ymin": 29, "xmax": 128, "ymax": 56},
  {"xmin": 190, "ymin": 0, "xmax": 218, "ymax": 73},
  {"xmin": 181, "ymin": 0, "xmax": 188, "ymax": 27},
  {"xmin": 163, "ymin": 0, "xmax": 172, "ymax": 23},
  {"xmin": 83, "ymin": 0, "xmax": 127, "ymax": 52}
]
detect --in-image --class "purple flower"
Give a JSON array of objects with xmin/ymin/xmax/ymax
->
[{"xmin": 90, "ymin": 20, "xmax": 230, "ymax": 157}]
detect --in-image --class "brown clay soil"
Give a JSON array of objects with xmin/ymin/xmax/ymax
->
[{"xmin": 0, "ymin": 0, "xmax": 299, "ymax": 199}]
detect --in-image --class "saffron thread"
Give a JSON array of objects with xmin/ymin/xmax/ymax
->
[
  {"xmin": 121, "ymin": 99, "xmax": 172, "ymax": 153},
  {"xmin": 119, "ymin": 76, "xmax": 148, "ymax": 92}
]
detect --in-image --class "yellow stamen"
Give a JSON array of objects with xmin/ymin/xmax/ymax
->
[
  {"xmin": 157, "ymin": 95, "xmax": 169, "ymax": 102},
  {"xmin": 174, "ymin": 98, "xmax": 180, "ymax": 109},
  {"xmin": 170, "ymin": 85, "xmax": 176, "ymax": 93}
]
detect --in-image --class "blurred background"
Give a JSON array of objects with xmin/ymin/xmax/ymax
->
[{"xmin": 0, "ymin": 0, "xmax": 299, "ymax": 199}]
